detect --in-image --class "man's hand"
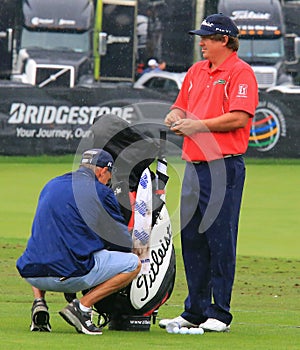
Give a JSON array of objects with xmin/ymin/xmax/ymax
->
[
  {"xmin": 164, "ymin": 109, "xmax": 185, "ymax": 128},
  {"xmin": 170, "ymin": 119, "xmax": 206, "ymax": 136},
  {"xmin": 166, "ymin": 110, "xmax": 250, "ymax": 136},
  {"xmin": 132, "ymin": 246, "xmax": 149, "ymax": 260}
]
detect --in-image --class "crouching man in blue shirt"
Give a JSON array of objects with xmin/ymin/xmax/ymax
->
[{"xmin": 16, "ymin": 149, "xmax": 141, "ymax": 335}]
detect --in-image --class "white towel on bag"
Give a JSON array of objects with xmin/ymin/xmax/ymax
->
[{"xmin": 132, "ymin": 168, "xmax": 152, "ymax": 275}]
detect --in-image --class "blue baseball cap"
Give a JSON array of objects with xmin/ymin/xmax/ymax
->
[
  {"xmin": 189, "ymin": 13, "xmax": 239, "ymax": 37},
  {"xmin": 81, "ymin": 149, "xmax": 114, "ymax": 172}
]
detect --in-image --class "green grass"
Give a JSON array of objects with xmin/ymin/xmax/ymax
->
[{"xmin": 0, "ymin": 156, "xmax": 299, "ymax": 349}]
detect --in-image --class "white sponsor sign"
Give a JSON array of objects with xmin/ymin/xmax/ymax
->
[{"xmin": 8, "ymin": 103, "xmax": 135, "ymax": 125}]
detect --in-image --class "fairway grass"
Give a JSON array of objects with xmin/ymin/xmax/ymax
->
[
  {"xmin": 1, "ymin": 243, "xmax": 299, "ymax": 350},
  {"xmin": 0, "ymin": 156, "xmax": 299, "ymax": 349}
]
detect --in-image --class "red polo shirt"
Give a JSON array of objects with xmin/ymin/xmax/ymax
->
[{"xmin": 172, "ymin": 52, "xmax": 258, "ymax": 162}]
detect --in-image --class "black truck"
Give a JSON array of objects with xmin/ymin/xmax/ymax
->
[
  {"xmin": 281, "ymin": 0, "xmax": 300, "ymax": 84},
  {"xmin": 0, "ymin": 0, "xmax": 21, "ymax": 79},
  {"xmin": 217, "ymin": 0, "xmax": 300, "ymax": 89},
  {"xmin": 10, "ymin": 0, "xmax": 137, "ymax": 87}
]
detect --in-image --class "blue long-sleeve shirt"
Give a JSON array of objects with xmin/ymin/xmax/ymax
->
[{"xmin": 17, "ymin": 167, "xmax": 133, "ymax": 278}]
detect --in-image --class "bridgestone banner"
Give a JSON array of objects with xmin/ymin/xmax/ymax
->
[{"xmin": 0, "ymin": 84, "xmax": 299, "ymax": 157}]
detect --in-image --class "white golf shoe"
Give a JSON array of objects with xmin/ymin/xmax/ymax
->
[
  {"xmin": 199, "ymin": 318, "xmax": 230, "ymax": 332},
  {"xmin": 159, "ymin": 315, "xmax": 198, "ymax": 329}
]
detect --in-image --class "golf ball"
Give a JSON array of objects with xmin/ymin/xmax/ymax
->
[
  {"xmin": 173, "ymin": 326, "xmax": 180, "ymax": 334},
  {"xmin": 188, "ymin": 327, "xmax": 204, "ymax": 335},
  {"xmin": 179, "ymin": 327, "xmax": 189, "ymax": 334}
]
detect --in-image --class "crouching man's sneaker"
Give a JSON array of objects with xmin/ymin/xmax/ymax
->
[
  {"xmin": 159, "ymin": 315, "xmax": 198, "ymax": 329},
  {"xmin": 30, "ymin": 298, "xmax": 51, "ymax": 332},
  {"xmin": 199, "ymin": 318, "xmax": 230, "ymax": 332},
  {"xmin": 59, "ymin": 299, "xmax": 102, "ymax": 335}
]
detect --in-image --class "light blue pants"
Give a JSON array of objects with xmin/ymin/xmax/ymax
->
[{"xmin": 26, "ymin": 249, "xmax": 139, "ymax": 293}]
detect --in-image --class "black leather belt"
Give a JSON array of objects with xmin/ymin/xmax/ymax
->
[{"xmin": 191, "ymin": 154, "xmax": 242, "ymax": 165}]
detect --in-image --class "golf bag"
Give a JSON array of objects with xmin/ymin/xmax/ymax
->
[{"xmin": 65, "ymin": 114, "xmax": 176, "ymax": 331}]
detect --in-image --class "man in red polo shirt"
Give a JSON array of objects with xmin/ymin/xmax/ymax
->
[{"xmin": 159, "ymin": 13, "xmax": 258, "ymax": 332}]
